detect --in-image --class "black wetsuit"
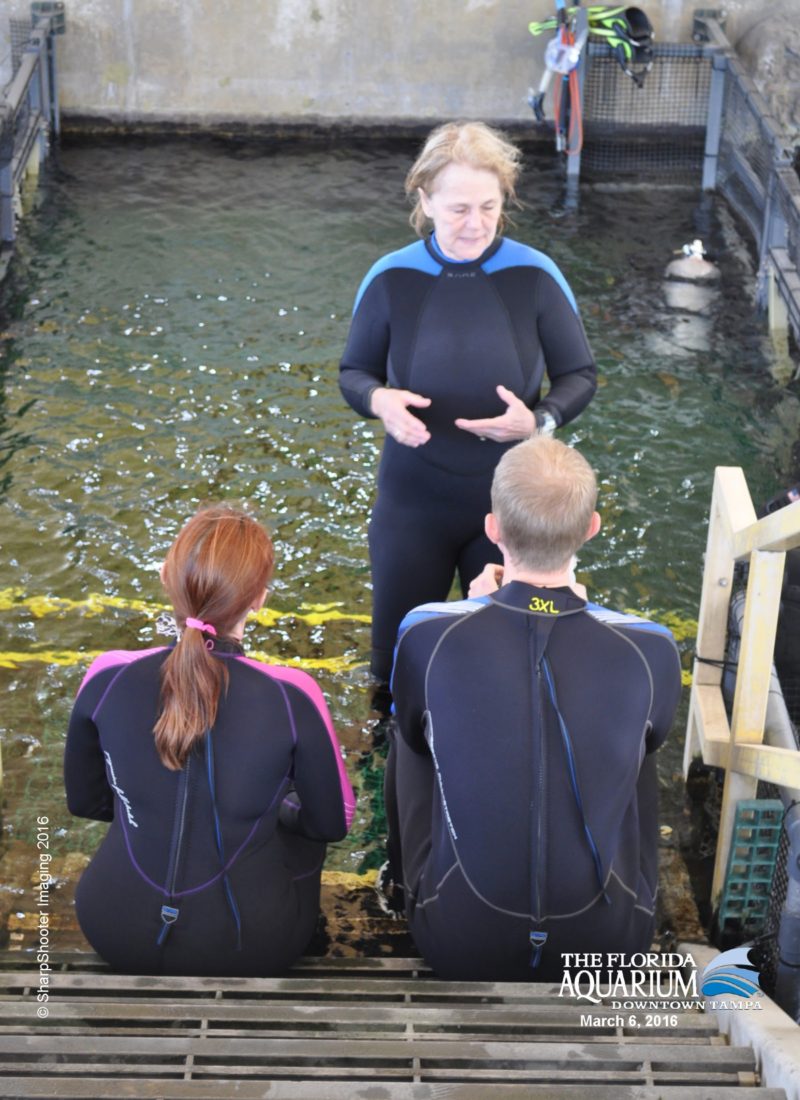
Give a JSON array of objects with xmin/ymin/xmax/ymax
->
[
  {"xmin": 64, "ymin": 640, "xmax": 355, "ymax": 976},
  {"xmin": 340, "ymin": 235, "xmax": 596, "ymax": 681},
  {"xmin": 385, "ymin": 584, "xmax": 682, "ymax": 981}
]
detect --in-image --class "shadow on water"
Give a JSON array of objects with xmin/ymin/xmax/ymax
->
[
  {"xmin": 0, "ymin": 272, "xmax": 39, "ymax": 503},
  {"xmin": 0, "ymin": 135, "xmax": 797, "ymax": 949}
]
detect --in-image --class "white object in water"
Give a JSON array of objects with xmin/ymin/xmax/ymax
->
[
  {"xmin": 663, "ymin": 279, "xmax": 718, "ymax": 315},
  {"xmin": 664, "ymin": 238, "xmax": 720, "ymax": 318},
  {"xmin": 665, "ymin": 239, "xmax": 720, "ymax": 283}
]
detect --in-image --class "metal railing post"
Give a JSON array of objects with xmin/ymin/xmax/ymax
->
[
  {"xmin": 0, "ymin": 5, "xmax": 64, "ymax": 272},
  {"xmin": 758, "ymin": 173, "xmax": 789, "ymax": 309},
  {"xmin": 565, "ymin": 6, "xmax": 589, "ymax": 188},
  {"xmin": 0, "ymin": 106, "xmax": 15, "ymax": 244},
  {"xmin": 702, "ymin": 52, "xmax": 727, "ymax": 191}
]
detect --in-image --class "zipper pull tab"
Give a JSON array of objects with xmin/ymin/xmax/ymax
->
[
  {"xmin": 157, "ymin": 904, "xmax": 180, "ymax": 946},
  {"xmin": 530, "ymin": 930, "xmax": 548, "ymax": 969}
]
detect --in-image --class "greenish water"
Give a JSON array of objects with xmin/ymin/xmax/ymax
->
[{"xmin": 0, "ymin": 138, "xmax": 796, "ymax": 895}]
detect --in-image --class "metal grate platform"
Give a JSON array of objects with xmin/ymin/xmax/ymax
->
[{"xmin": 0, "ymin": 952, "xmax": 787, "ymax": 1099}]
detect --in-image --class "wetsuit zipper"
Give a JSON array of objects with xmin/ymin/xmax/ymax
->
[
  {"xmin": 168, "ymin": 757, "xmax": 191, "ymax": 897},
  {"xmin": 157, "ymin": 756, "xmax": 191, "ymax": 946},
  {"xmin": 535, "ymin": 661, "xmax": 547, "ymax": 923},
  {"xmin": 527, "ymin": 658, "xmax": 549, "ymax": 970}
]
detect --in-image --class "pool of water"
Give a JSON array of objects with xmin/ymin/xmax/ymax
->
[{"xmin": 0, "ymin": 136, "xmax": 796, "ymax": 911}]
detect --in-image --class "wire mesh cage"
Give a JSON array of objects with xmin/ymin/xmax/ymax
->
[
  {"xmin": 715, "ymin": 82, "xmax": 771, "ymax": 247},
  {"xmin": 724, "ymin": 577, "xmax": 799, "ymax": 998},
  {"xmin": 580, "ymin": 44, "xmax": 711, "ymax": 178},
  {"xmin": 757, "ymin": 790, "xmax": 791, "ymax": 993},
  {"xmin": 9, "ymin": 16, "xmax": 32, "ymax": 79},
  {"xmin": 775, "ymin": 168, "xmax": 800, "ymax": 276},
  {"xmin": 718, "ymin": 69, "xmax": 776, "ymax": 194}
]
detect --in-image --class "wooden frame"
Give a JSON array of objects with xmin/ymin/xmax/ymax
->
[{"xmin": 684, "ymin": 467, "xmax": 800, "ymax": 904}]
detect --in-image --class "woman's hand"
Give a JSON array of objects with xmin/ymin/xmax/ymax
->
[
  {"xmin": 371, "ymin": 387, "xmax": 432, "ymax": 448},
  {"xmin": 455, "ymin": 384, "xmax": 536, "ymax": 442}
]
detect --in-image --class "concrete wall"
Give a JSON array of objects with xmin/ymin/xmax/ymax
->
[{"xmin": 2, "ymin": 0, "xmax": 798, "ymax": 133}]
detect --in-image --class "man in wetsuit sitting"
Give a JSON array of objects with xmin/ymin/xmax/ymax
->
[{"xmin": 384, "ymin": 436, "xmax": 682, "ymax": 980}]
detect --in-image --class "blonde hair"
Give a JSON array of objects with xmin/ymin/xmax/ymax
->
[
  {"xmin": 154, "ymin": 505, "xmax": 274, "ymax": 770},
  {"xmin": 491, "ymin": 438, "xmax": 597, "ymax": 572},
  {"xmin": 405, "ymin": 121, "xmax": 522, "ymax": 236}
]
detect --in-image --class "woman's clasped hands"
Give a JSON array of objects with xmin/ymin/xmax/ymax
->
[{"xmin": 372, "ymin": 383, "xmax": 535, "ymax": 449}]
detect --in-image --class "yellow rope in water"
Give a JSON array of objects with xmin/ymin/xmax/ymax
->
[
  {"xmin": 0, "ymin": 647, "xmax": 366, "ymax": 673},
  {"xmin": 0, "ymin": 587, "xmax": 371, "ymax": 625},
  {"xmin": 0, "ymin": 587, "xmax": 371, "ymax": 671},
  {"xmin": 0, "ymin": 586, "xmax": 694, "ymax": 681}
]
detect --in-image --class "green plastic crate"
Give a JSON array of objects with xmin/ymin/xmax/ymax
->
[{"xmin": 717, "ymin": 799, "xmax": 783, "ymax": 936}]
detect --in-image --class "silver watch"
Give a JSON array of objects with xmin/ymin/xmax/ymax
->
[{"xmin": 536, "ymin": 411, "xmax": 557, "ymax": 437}]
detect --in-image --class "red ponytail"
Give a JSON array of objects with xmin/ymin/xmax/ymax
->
[{"xmin": 154, "ymin": 506, "xmax": 274, "ymax": 770}]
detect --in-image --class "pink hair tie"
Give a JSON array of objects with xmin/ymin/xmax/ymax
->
[{"xmin": 185, "ymin": 617, "xmax": 217, "ymax": 636}]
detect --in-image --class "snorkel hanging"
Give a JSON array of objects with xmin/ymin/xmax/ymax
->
[
  {"xmin": 529, "ymin": 5, "xmax": 654, "ymax": 90},
  {"xmin": 528, "ymin": 0, "xmax": 587, "ymax": 155}
]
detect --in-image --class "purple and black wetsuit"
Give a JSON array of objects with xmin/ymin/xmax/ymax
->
[
  {"xmin": 64, "ymin": 638, "xmax": 355, "ymax": 976},
  {"xmin": 340, "ymin": 235, "xmax": 597, "ymax": 682},
  {"xmin": 385, "ymin": 583, "xmax": 682, "ymax": 981}
]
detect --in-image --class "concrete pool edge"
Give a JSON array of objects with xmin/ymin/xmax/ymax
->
[{"xmin": 681, "ymin": 941, "xmax": 800, "ymax": 1100}]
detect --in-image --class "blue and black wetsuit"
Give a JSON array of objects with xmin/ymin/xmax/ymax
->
[
  {"xmin": 385, "ymin": 583, "xmax": 681, "ymax": 981},
  {"xmin": 340, "ymin": 236, "xmax": 597, "ymax": 682},
  {"xmin": 64, "ymin": 639, "xmax": 355, "ymax": 976}
]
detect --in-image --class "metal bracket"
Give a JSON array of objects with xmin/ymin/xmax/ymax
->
[
  {"xmin": 31, "ymin": 2, "xmax": 66, "ymax": 35},
  {"xmin": 693, "ymin": 9, "xmax": 727, "ymax": 43}
]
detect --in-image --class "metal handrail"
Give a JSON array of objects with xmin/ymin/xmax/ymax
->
[
  {"xmin": 0, "ymin": 5, "xmax": 63, "ymax": 253},
  {"xmin": 694, "ymin": 10, "xmax": 800, "ymax": 334}
]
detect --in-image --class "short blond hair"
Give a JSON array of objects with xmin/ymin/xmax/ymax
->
[
  {"xmin": 405, "ymin": 121, "xmax": 522, "ymax": 236},
  {"xmin": 491, "ymin": 438, "xmax": 597, "ymax": 572}
]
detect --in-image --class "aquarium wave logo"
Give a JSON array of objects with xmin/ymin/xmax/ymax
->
[{"xmin": 700, "ymin": 947, "xmax": 763, "ymax": 1000}]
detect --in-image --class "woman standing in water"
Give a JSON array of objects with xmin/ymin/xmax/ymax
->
[
  {"xmin": 340, "ymin": 121, "xmax": 597, "ymax": 692},
  {"xmin": 65, "ymin": 505, "xmax": 355, "ymax": 975}
]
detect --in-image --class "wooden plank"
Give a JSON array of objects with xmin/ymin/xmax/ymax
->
[
  {"xmin": 0, "ymin": 1024, "xmax": 718, "ymax": 1043},
  {"xmin": 0, "ymin": 951, "xmax": 775, "ymax": 1100},
  {"xmin": 291, "ymin": 956, "xmax": 431, "ymax": 973},
  {"xmin": 0, "ymin": 972, "xmax": 556, "ymax": 998},
  {"xmin": 731, "ymin": 497, "xmax": 800, "ymax": 557},
  {"xmin": 729, "ymin": 742, "xmax": 800, "ymax": 787},
  {"xmin": 0, "ymin": 999, "xmax": 717, "ymax": 1029},
  {"xmin": 0, "ymin": 1078, "xmax": 789, "ymax": 1099},
  {"xmin": 712, "ymin": 547, "xmax": 785, "ymax": 904},
  {"xmin": 691, "ymin": 682, "xmax": 731, "ymax": 744},
  {"xmin": 1, "ymin": 967, "xmax": 705, "ymax": 1000},
  {"xmin": 0, "ymin": 972, "xmax": 566, "ymax": 1001},
  {"xmin": 0, "ymin": 953, "xmax": 425, "ymax": 974},
  {"xmin": 185, "ymin": 1066, "xmax": 753, "ymax": 1082},
  {"xmin": 684, "ymin": 466, "xmax": 754, "ymax": 776},
  {"xmin": 0, "ymin": 1061, "xmax": 759, "ymax": 1085},
  {"xmin": 0, "ymin": 1035, "xmax": 759, "ymax": 1065},
  {"xmin": 0, "ymin": 952, "xmax": 107, "ymax": 972},
  {"xmin": 692, "ymin": 672, "xmax": 800, "ymax": 784},
  {"xmin": 728, "ymin": 549, "xmax": 785, "ymax": 745},
  {"xmin": 692, "ymin": 467, "xmax": 755, "ymax": 686}
]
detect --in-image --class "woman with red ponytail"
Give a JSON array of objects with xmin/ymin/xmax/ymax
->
[{"xmin": 65, "ymin": 505, "xmax": 355, "ymax": 975}]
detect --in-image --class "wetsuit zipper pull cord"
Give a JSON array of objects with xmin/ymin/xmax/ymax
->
[
  {"xmin": 156, "ymin": 757, "xmax": 191, "ymax": 947},
  {"xmin": 542, "ymin": 656, "xmax": 610, "ymax": 904},
  {"xmin": 207, "ymin": 727, "xmax": 243, "ymax": 951},
  {"xmin": 530, "ymin": 930, "xmax": 549, "ymax": 969}
]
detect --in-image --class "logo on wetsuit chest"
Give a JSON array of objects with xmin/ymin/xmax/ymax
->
[
  {"xmin": 529, "ymin": 596, "xmax": 560, "ymax": 614},
  {"xmin": 445, "ymin": 271, "xmax": 477, "ymax": 279}
]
